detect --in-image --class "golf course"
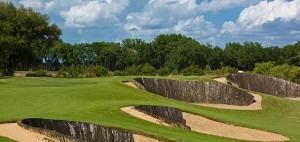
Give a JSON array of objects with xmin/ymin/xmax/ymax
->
[{"xmin": 0, "ymin": 76, "xmax": 300, "ymax": 142}]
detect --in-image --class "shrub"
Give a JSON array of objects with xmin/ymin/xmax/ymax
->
[
  {"xmin": 114, "ymin": 70, "xmax": 126, "ymax": 76},
  {"xmin": 253, "ymin": 62, "xmax": 275, "ymax": 75},
  {"xmin": 26, "ymin": 70, "xmax": 49, "ymax": 77},
  {"xmin": 67, "ymin": 65, "xmax": 85, "ymax": 78},
  {"xmin": 157, "ymin": 66, "xmax": 171, "ymax": 76},
  {"xmin": 180, "ymin": 65, "xmax": 203, "ymax": 76},
  {"xmin": 268, "ymin": 64, "xmax": 296, "ymax": 80},
  {"xmin": 289, "ymin": 68, "xmax": 300, "ymax": 84},
  {"xmin": 92, "ymin": 66, "xmax": 109, "ymax": 77},
  {"xmin": 0, "ymin": 72, "xmax": 3, "ymax": 77},
  {"xmin": 124, "ymin": 65, "xmax": 141, "ymax": 76},
  {"xmin": 170, "ymin": 69, "xmax": 179, "ymax": 76},
  {"xmin": 213, "ymin": 66, "xmax": 238, "ymax": 77},
  {"xmin": 55, "ymin": 70, "xmax": 68, "ymax": 78},
  {"xmin": 141, "ymin": 63, "xmax": 156, "ymax": 76},
  {"xmin": 203, "ymin": 65, "xmax": 212, "ymax": 74}
]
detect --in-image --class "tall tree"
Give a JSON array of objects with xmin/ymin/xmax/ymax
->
[{"xmin": 0, "ymin": 2, "xmax": 61, "ymax": 76}]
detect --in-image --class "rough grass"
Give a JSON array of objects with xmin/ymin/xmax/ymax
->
[{"xmin": 0, "ymin": 76, "xmax": 299, "ymax": 142}]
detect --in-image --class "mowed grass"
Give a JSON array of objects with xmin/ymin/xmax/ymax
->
[{"xmin": 0, "ymin": 76, "xmax": 300, "ymax": 142}]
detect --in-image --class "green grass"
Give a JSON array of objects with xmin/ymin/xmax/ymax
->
[{"xmin": 0, "ymin": 76, "xmax": 300, "ymax": 142}]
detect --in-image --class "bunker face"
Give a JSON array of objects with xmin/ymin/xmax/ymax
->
[
  {"xmin": 133, "ymin": 78, "xmax": 254, "ymax": 106},
  {"xmin": 227, "ymin": 74, "xmax": 300, "ymax": 98},
  {"xmin": 16, "ymin": 118, "xmax": 159, "ymax": 142},
  {"xmin": 122, "ymin": 105, "xmax": 289, "ymax": 141}
]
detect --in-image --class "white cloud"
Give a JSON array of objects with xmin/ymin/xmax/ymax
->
[
  {"xmin": 199, "ymin": 0, "xmax": 260, "ymax": 12},
  {"xmin": 237, "ymin": 0, "xmax": 300, "ymax": 30},
  {"xmin": 60, "ymin": 0, "xmax": 129, "ymax": 28},
  {"xmin": 221, "ymin": 21, "xmax": 240, "ymax": 34},
  {"xmin": 19, "ymin": 0, "xmax": 43, "ymax": 10},
  {"xmin": 174, "ymin": 16, "xmax": 217, "ymax": 37}
]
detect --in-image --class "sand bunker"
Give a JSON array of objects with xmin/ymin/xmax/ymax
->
[
  {"xmin": 124, "ymin": 79, "xmax": 262, "ymax": 110},
  {"xmin": 122, "ymin": 106, "xmax": 289, "ymax": 141},
  {"xmin": 287, "ymin": 97, "xmax": 300, "ymax": 101},
  {"xmin": 0, "ymin": 121, "xmax": 161, "ymax": 142},
  {"xmin": 196, "ymin": 92, "xmax": 262, "ymax": 110},
  {"xmin": 124, "ymin": 81, "xmax": 139, "ymax": 89},
  {"xmin": 0, "ymin": 123, "xmax": 58, "ymax": 142}
]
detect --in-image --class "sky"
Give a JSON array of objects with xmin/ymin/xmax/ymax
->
[{"xmin": 5, "ymin": 0, "xmax": 300, "ymax": 47}]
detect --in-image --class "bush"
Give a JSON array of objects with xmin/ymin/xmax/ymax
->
[
  {"xmin": 0, "ymin": 72, "xmax": 3, "ymax": 77},
  {"xmin": 141, "ymin": 63, "xmax": 156, "ymax": 75},
  {"xmin": 26, "ymin": 70, "xmax": 49, "ymax": 77},
  {"xmin": 158, "ymin": 66, "xmax": 171, "ymax": 76},
  {"xmin": 170, "ymin": 69, "xmax": 179, "ymax": 76},
  {"xmin": 55, "ymin": 70, "xmax": 68, "ymax": 78},
  {"xmin": 124, "ymin": 66, "xmax": 141, "ymax": 76},
  {"xmin": 180, "ymin": 65, "xmax": 203, "ymax": 76},
  {"xmin": 67, "ymin": 65, "xmax": 85, "ymax": 78},
  {"xmin": 268, "ymin": 64, "xmax": 296, "ymax": 80},
  {"xmin": 253, "ymin": 62, "xmax": 275, "ymax": 75},
  {"xmin": 92, "ymin": 66, "xmax": 109, "ymax": 77},
  {"xmin": 289, "ymin": 68, "xmax": 300, "ymax": 84},
  {"xmin": 213, "ymin": 66, "xmax": 238, "ymax": 76},
  {"xmin": 203, "ymin": 65, "xmax": 212, "ymax": 74},
  {"xmin": 114, "ymin": 70, "xmax": 126, "ymax": 76}
]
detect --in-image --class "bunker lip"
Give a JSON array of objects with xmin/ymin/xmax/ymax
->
[
  {"xmin": 0, "ymin": 119, "xmax": 162, "ymax": 142},
  {"xmin": 121, "ymin": 106, "xmax": 289, "ymax": 142},
  {"xmin": 124, "ymin": 79, "xmax": 261, "ymax": 110}
]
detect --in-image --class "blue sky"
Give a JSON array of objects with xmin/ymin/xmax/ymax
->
[{"xmin": 7, "ymin": 0, "xmax": 300, "ymax": 47}]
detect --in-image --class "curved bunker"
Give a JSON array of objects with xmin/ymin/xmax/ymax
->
[
  {"xmin": 17, "ymin": 118, "xmax": 160, "ymax": 142},
  {"xmin": 227, "ymin": 74, "xmax": 300, "ymax": 98},
  {"xmin": 122, "ymin": 105, "xmax": 289, "ymax": 141},
  {"xmin": 133, "ymin": 78, "xmax": 254, "ymax": 106}
]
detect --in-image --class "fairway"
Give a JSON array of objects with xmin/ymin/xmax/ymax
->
[{"xmin": 0, "ymin": 76, "xmax": 300, "ymax": 142}]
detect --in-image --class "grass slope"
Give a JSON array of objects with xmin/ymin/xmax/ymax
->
[{"xmin": 0, "ymin": 76, "xmax": 299, "ymax": 142}]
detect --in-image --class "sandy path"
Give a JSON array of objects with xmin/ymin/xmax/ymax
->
[
  {"xmin": 0, "ymin": 123, "xmax": 59, "ymax": 142},
  {"xmin": 122, "ymin": 107, "xmax": 289, "ymax": 141}
]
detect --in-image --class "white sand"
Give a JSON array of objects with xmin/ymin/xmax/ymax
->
[
  {"xmin": 122, "ymin": 107, "xmax": 289, "ymax": 141},
  {"xmin": 287, "ymin": 97, "xmax": 300, "ymax": 101},
  {"xmin": 0, "ymin": 123, "xmax": 59, "ymax": 142},
  {"xmin": 182, "ymin": 112, "xmax": 288, "ymax": 141}
]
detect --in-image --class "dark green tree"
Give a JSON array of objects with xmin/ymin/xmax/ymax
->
[{"xmin": 0, "ymin": 2, "xmax": 61, "ymax": 76}]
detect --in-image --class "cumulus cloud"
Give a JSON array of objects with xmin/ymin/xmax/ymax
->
[
  {"xmin": 221, "ymin": 0, "xmax": 300, "ymax": 34},
  {"xmin": 19, "ymin": 0, "xmax": 43, "ymax": 10},
  {"xmin": 218, "ymin": 0, "xmax": 300, "ymax": 47},
  {"xmin": 237, "ymin": 0, "xmax": 300, "ymax": 30},
  {"xmin": 60, "ymin": 0, "xmax": 129, "ymax": 28},
  {"xmin": 199, "ymin": 0, "xmax": 260, "ymax": 12},
  {"xmin": 174, "ymin": 16, "xmax": 217, "ymax": 37}
]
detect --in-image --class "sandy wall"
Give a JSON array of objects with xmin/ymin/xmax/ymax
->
[
  {"xmin": 227, "ymin": 74, "xmax": 300, "ymax": 98},
  {"xmin": 133, "ymin": 78, "xmax": 254, "ymax": 106}
]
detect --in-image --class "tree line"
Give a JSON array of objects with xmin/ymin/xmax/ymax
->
[{"xmin": 1, "ymin": 1, "xmax": 300, "ymax": 78}]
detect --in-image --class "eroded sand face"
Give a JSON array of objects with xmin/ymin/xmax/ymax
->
[
  {"xmin": 125, "ymin": 79, "xmax": 262, "ymax": 110},
  {"xmin": 122, "ymin": 107, "xmax": 289, "ymax": 142},
  {"xmin": 0, "ymin": 123, "xmax": 58, "ymax": 142},
  {"xmin": 0, "ymin": 122, "xmax": 163, "ymax": 142}
]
